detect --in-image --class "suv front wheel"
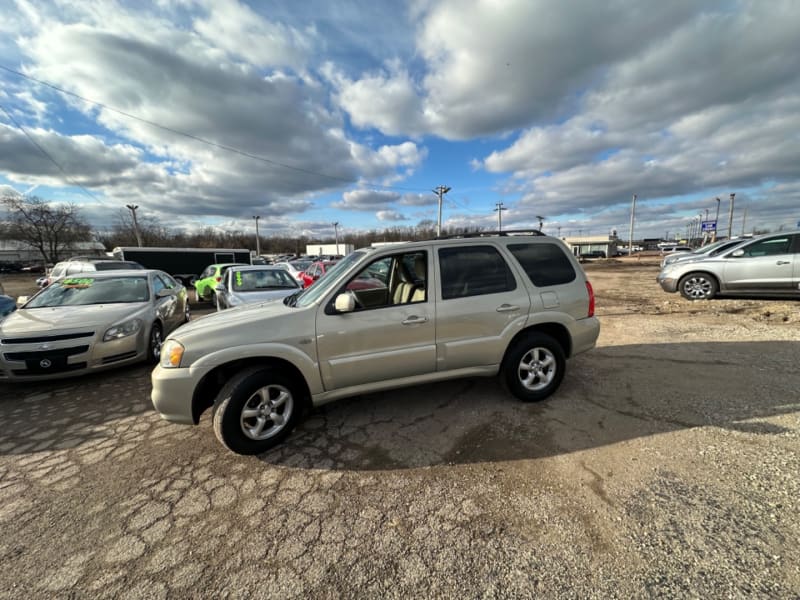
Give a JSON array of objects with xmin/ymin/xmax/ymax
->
[
  {"xmin": 213, "ymin": 367, "xmax": 303, "ymax": 454},
  {"xmin": 503, "ymin": 333, "xmax": 566, "ymax": 402}
]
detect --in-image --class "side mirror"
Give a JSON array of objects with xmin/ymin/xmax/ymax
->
[
  {"xmin": 730, "ymin": 249, "xmax": 745, "ymax": 258},
  {"xmin": 16, "ymin": 296, "xmax": 29, "ymax": 306},
  {"xmin": 156, "ymin": 288, "xmax": 173, "ymax": 298},
  {"xmin": 334, "ymin": 293, "xmax": 355, "ymax": 313}
]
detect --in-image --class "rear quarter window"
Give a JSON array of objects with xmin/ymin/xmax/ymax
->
[
  {"xmin": 438, "ymin": 245, "xmax": 516, "ymax": 300},
  {"xmin": 507, "ymin": 243, "xmax": 576, "ymax": 287}
]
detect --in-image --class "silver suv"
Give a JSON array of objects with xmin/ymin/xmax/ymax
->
[
  {"xmin": 657, "ymin": 231, "xmax": 800, "ymax": 300},
  {"xmin": 152, "ymin": 233, "xmax": 600, "ymax": 454}
]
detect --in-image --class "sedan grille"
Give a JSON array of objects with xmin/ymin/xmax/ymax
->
[
  {"xmin": 1, "ymin": 332, "xmax": 95, "ymax": 344},
  {"xmin": 4, "ymin": 345, "xmax": 90, "ymax": 376}
]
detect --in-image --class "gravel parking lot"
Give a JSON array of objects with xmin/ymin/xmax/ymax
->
[{"xmin": 1, "ymin": 260, "xmax": 798, "ymax": 598}]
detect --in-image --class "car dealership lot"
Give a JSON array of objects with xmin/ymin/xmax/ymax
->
[{"xmin": 1, "ymin": 261, "xmax": 798, "ymax": 598}]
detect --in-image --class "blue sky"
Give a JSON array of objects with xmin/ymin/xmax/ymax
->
[{"xmin": 1, "ymin": 0, "xmax": 799, "ymax": 242}]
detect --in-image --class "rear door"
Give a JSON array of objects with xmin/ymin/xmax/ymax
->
[
  {"xmin": 434, "ymin": 244, "xmax": 530, "ymax": 372},
  {"xmin": 722, "ymin": 234, "xmax": 796, "ymax": 292}
]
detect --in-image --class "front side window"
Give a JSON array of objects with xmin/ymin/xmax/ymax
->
[
  {"xmin": 740, "ymin": 236, "xmax": 792, "ymax": 257},
  {"xmin": 438, "ymin": 245, "xmax": 515, "ymax": 300},
  {"xmin": 508, "ymin": 243, "xmax": 576, "ymax": 287},
  {"xmin": 338, "ymin": 251, "xmax": 427, "ymax": 311}
]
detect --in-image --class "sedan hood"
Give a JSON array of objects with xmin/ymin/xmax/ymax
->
[
  {"xmin": 1, "ymin": 303, "xmax": 147, "ymax": 336},
  {"xmin": 230, "ymin": 289, "xmax": 297, "ymax": 305}
]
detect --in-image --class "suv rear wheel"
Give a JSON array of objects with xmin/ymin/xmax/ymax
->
[
  {"xmin": 503, "ymin": 333, "xmax": 566, "ymax": 402},
  {"xmin": 213, "ymin": 367, "xmax": 303, "ymax": 454}
]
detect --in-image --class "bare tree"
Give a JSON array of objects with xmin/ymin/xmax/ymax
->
[{"xmin": 1, "ymin": 195, "xmax": 91, "ymax": 264}]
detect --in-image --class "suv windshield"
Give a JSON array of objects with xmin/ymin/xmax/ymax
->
[{"xmin": 293, "ymin": 251, "xmax": 366, "ymax": 307}]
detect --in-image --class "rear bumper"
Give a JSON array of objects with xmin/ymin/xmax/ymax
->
[{"xmin": 571, "ymin": 316, "xmax": 600, "ymax": 357}]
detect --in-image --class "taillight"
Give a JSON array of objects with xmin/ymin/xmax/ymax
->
[
  {"xmin": 585, "ymin": 281, "xmax": 595, "ymax": 317},
  {"xmin": 215, "ymin": 277, "xmax": 221, "ymax": 282}
]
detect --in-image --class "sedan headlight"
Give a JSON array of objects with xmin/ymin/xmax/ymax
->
[
  {"xmin": 103, "ymin": 318, "xmax": 143, "ymax": 341},
  {"xmin": 160, "ymin": 339, "xmax": 185, "ymax": 368}
]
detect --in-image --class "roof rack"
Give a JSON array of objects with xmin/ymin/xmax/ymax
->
[{"xmin": 433, "ymin": 229, "xmax": 547, "ymax": 240}]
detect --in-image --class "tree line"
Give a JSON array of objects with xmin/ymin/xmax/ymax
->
[{"xmin": 1, "ymin": 196, "xmax": 486, "ymax": 265}]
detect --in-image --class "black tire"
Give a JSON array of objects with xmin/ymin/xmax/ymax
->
[
  {"xmin": 183, "ymin": 301, "xmax": 191, "ymax": 323},
  {"xmin": 213, "ymin": 367, "xmax": 304, "ymax": 455},
  {"xmin": 503, "ymin": 333, "xmax": 566, "ymax": 402},
  {"xmin": 678, "ymin": 272, "xmax": 718, "ymax": 300},
  {"xmin": 147, "ymin": 323, "xmax": 163, "ymax": 365}
]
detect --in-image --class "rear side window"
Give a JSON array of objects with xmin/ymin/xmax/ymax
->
[
  {"xmin": 508, "ymin": 243, "xmax": 576, "ymax": 287},
  {"xmin": 439, "ymin": 245, "xmax": 516, "ymax": 300},
  {"xmin": 740, "ymin": 236, "xmax": 792, "ymax": 257}
]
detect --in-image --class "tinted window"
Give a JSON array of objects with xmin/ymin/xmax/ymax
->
[
  {"xmin": 508, "ymin": 243, "xmax": 576, "ymax": 287},
  {"xmin": 740, "ymin": 236, "xmax": 792, "ymax": 257},
  {"xmin": 439, "ymin": 245, "xmax": 515, "ymax": 300}
]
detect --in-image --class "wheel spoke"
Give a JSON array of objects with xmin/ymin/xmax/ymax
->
[
  {"xmin": 247, "ymin": 416, "xmax": 267, "ymax": 437},
  {"xmin": 272, "ymin": 390, "xmax": 290, "ymax": 409},
  {"xmin": 540, "ymin": 355, "xmax": 555, "ymax": 369},
  {"xmin": 270, "ymin": 412, "xmax": 285, "ymax": 426},
  {"xmin": 241, "ymin": 408, "xmax": 260, "ymax": 419}
]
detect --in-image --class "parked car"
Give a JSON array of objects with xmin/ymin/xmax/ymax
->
[
  {"xmin": 0, "ymin": 281, "xmax": 14, "ymax": 322},
  {"xmin": 38, "ymin": 258, "xmax": 145, "ymax": 288},
  {"xmin": 659, "ymin": 245, "xmax": 693, "ymax": 255},
  {"xmin": 215, "ymin": 265, "xmax": 301, "ymax": 309},
  {"xmin": 193, "ymin": 263, "xmax": 248, "ymax": 303},
  {"xmin": 657, "ymin": 231, "xmax": 800, "ymax": 300},
  {"xmin": 300, "ymin": 260, "xmax": 339, "ymax": 288},
  {"xmin": 273, "ymin": 260, "xmax": 312, "ymax": 284},
  {"xmin": 579, "ymin": 250, "xmax": 606, "ymax": 260},
  {"xmin": 152, "ymin": 233, "xmax": 600, "ymax": 454},
  {"xmin": 0, "ymin": 270, "xmax": 190, "ymax": 381},
  {"xmin": 660, "ymin": 238, "xmax": 748, "ymax": 268}
]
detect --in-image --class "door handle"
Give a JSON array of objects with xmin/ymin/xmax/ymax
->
[
  {"xmin": 402, "ymin": 316, "xmax": 428, "ymax": 325},
  {"xmin": 496, "ymin": 304, "xmax": 519, "ymax": 312},
  {"xmin": 776, "ymin": 261, "xmax": 791, "ymax": 265}
]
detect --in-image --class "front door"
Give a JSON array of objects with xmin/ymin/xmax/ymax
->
[
  {"xmin": 722, "ymin": 234, "xmax": 797, "ymax": 292},
  {"xmin": 315, "ymin": 249, "xmax": 436, "ymax": 391}
]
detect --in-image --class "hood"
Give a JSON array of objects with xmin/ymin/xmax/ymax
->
[
  {"xmin": 171, "ymin": 297, "xmax": 299, "ymax": 340},
  {"xmin": 230, "ymin": 289, "xmax": 297, "ymax": 305},
  {"xmin": 1, "ymin": 303, "xmax": 148, "ymax": 336}
]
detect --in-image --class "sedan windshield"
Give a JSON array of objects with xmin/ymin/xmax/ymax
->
[{"xmin": 25, "ymin": 276, "xmax": 150, "ymax": 307}]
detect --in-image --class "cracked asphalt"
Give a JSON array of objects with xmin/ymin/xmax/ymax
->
[{"xmin": 1, "ymin": 263, "xmax": 799, "ymax": 598}]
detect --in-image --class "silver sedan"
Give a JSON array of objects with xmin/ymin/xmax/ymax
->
[
  {"xmin": 0, "ymin": 269, "xmax": 189, "ymax": 381},
  {"xmin": 215, "ymin": 265, "xmax": 301, "ymax": 310}
]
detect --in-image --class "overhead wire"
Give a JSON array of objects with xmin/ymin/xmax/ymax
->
[
  {"xmin": 0, "ymin": 64, "xmax": 434, "ymax": 194},
  {"xmin": 0, "ymin": 101, "xmax": 104, "ymax": 204}
]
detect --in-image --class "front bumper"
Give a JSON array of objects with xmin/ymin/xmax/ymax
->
[
  {"xmin": 151, "ymin": 364, "xmax": 198, "ymax": 424},
  {"xmin": 657, "ymin": 275, "xmax": 679, "ymax": 293}
]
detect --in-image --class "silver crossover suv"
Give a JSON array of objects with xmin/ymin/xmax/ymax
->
[
  {"xmin": 657, "ymin": 231, "xmax": 800, "ymax": 300},
  {"xmin": 152, "ymin": 233, "xmax": 600, "ymax": 454}
]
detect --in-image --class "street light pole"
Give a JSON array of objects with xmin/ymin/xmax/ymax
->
[
  {"xmin": 126, "ymin": 204, "xmax": 143, "ymax": 247},
  {"xmin": 713, "ymin": 197, "xmax": 721, "ymax": 242},
  {"xmin": 628, "ymin": 194, "xmax": 637, "ymax": 255},
  {"xmin": 252, "ymin": 215, "xmax": 260, "ymax": 256},
  {"xmin": 727, "ymin": 193, "xmax": 735, "ymax": 239},
  {"xmin": 494, "ymin": 202, "xmax": 506, "ymax": 231},
  {"xmin": 332, "ymin": 222, "xmax": 340, "ymax": 255}
]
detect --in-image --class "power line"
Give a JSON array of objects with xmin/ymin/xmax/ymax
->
[
  {"xmin": 0, "ymin": 64, "xmax": 429, "ymax": 193},
  {"xmin": 0, "ymin": 101, "xmax": 103, "ymax": 204}
]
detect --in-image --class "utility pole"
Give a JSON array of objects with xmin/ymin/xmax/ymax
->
[
  {"xmin": 252, "ymin": 215, "xmax": 261, "ymax": 256},
  {"xmin": 535, "ymin": 215, "xmax": 545, "ymax": 232},
  {"xmin": 126, "ymin": 204, "xmax": 143, "ymax": 247},
  {"xmin": 432, "ymin": 185, "xmax": 451, "ymax": 237},
  {"xmin": 727, "ymin": 192, "xmax": 735, "ymax": 239},
  {"xmin": 628, "ymin": 194, "xmax": 637, "ymax": 254},
  {"xmin": 713, "ymin": 197, "xmax": 721, "ymax": 242},
  {"xmin": 494, "ymin": 202, "xmax": 507, "ymax": 231},
  {"xmin": 332, "ymin": 221, "xmax": 340, "ymax": 255},
  {"xmin": 741, "ymin": 207, "xmax": 747, "ymax": 236},
  {"xmin": 557, "ymin": 226, "xmax": 562, "ymax": 238}
]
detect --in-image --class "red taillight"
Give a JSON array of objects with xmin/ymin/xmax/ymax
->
[
  {"xmin": 215, "ymin": 276, "xmax": 221, "ymax": 282},
  {"xmin": 585, "ymin": 281, "xmax": 595, "ymax": 317}
]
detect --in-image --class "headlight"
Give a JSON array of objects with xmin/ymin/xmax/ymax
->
[
  {"xmin": 160, "ymin": 339, "xmax": 185, "ymax": 368},
  {"xmin": 103, "ymin": 318, "xmax": 143, "ymax": 341}
]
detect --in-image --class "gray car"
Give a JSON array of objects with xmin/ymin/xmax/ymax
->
[
  {"xmin": 215, "ymin": 265, "xmax": 301, "ymax": 309},
  {"xmin": 660, "ymin": 238, "xmax": 750, "ymax": 268},
  {"xmin": 152, "ymin": 233, "xmax": 600, "ymax": 455},
  {"xmin": 657, "ymin": 231, "xmax": 800, "ymax": 300},
  {"xmin": 0, "ymin": 269, "xmax": 189, "ymax": 381}
]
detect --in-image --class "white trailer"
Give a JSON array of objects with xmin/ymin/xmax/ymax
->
[{"xmin": 305, "ymin": 243, "xmax": 353, "ymax": 257}]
